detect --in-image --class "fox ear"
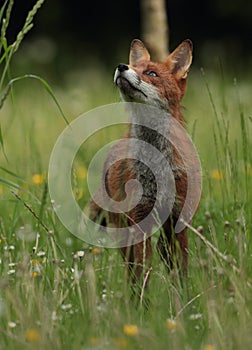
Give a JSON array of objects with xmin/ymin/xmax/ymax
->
[
  {"xmin": 165, "ymin": 39, "xmax": 193, "ymax": 79},
  {"xmin": 129, "ymin": 39, "xmax": 150, "ymax": 66}
]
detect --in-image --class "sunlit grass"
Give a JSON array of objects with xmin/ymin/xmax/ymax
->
[{"xmin": 0, "ymin": 58, "xmax": 252, "ymax": 350}]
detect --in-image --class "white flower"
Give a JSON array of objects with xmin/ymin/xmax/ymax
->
[
  {"xmin": 77, "ymin": 250, "xmax": 85, "ymax": 258},
  {"xmin": 61, "ymin": 303, "xmax": 72, "ymax": 311},
  {"xmin": 189, "ymin": 313, "xmax": 202, "ymax": 320},
  {"xmin": 8, "ymin": 321, "xmax": 17, "ymax": 328}
]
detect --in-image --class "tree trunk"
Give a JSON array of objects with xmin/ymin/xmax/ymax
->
[{"xmin": 140, "ymin": 0, "xmax": 169, "ymax": 61}]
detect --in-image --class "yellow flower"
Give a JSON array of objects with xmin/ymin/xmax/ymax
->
[
  {"xmin": 76, "ymin": 166, "xmax": 87, "ymax": 180},
  {"xmin": 123, "ymin": 324, "xmax": 139, "ymax": 336},
  {"xmin": 31, "ymin": 259, "xmax": 41, "ymax": 276},
  {"xmin": 25, "ymin": 329, "xmax": 41, "ymax": 342},
  {"xmin": 31, "ymin": 259, "xmax": 39, "ymax": 266},
  {"xmin": 211, "ymin": 169, "xmax": 223, "ymax": 180},
  {"xmin": 203, "ymin": 345, "xmax": 215, "ymax": 350},
  {"xmin": 32, "ymin": 173, "xmax": 45, "ymax": 185},
  {"xmin": 93, "ymin": 248, "xmax": 101, "ymax": 255},
  {"xmin": 166, "ymin": 318, "xmax": 177, "ymax": 331}
]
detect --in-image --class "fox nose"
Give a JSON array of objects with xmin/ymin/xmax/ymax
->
[{"xmin": 117, "ymin": 63, "xmax": 129, "ymax": 72}]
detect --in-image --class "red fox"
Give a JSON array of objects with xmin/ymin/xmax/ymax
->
[{"xmin": 89, "ymin": 39, "xmax": 198, "ymax": 289}]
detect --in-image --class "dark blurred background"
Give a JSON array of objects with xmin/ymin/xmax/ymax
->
[{"xmin": 6, "ymin": 0, "xmax": 252, "ymax": 82}]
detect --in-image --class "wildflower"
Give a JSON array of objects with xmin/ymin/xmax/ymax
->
[
  {"xmin": 25, "ymin": 329, "xmax": 41, "ymax": 342},
  {"xmin": 123, "ymin": 324, "xmax": 139, "ymax": 336},
  {"xmin": 77, "ymin": 250, "xmax": 85, "ymax": 259},
  {"xmin": 61, "ymin": 303, "xmax": 72, "ymax": 311},
  {"xmin": 7, "ymin": 269, "xmax": 16, "ymax": 275},
  {"xmin": 224, "ymin": 221, "xmax": 230, "ymax": 228},
  {"xmin": 93, "ymin": 248, "xmax": 101, "ymax": 255},
  {"xmin": 31, "ymin": 259, "xmax": 41, "ymax": 276},
  {"xmin": 203, "ymin": 345, "xmax": 215, "ymax": 350},
  {"xmin": 189, "ymin": 313, "xmax": 202, "ymax": 320},
  {"xmin": 166, "ymin": 318, "xmax": 177, "ymax": 331},
  {"xmin": 8, "ymin": 321, "xmax": 17, "ymax": 328},
  {"xmin": 32, "ymin": 173, "xmax": 45, "ymax": 185},
  {"xmin": 37, "ymin": 251, "xmax": 46, "ymax": 257},
  {"xmin": 8, "ymin": 262, "xmax": 16, "ymax": 267},
  {"xmin": 76, "ymin": 166, "xmax": 87, "ymax": 180},
  {"xmin": 211, "ymin": 169, "xmax": 223, "ymax": 180},
  {"xmin": 31, "ymin": 259, "xmax": 39, "ymax": 266}
]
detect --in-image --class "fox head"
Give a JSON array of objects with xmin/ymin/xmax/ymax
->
[{"xmin": 114, "ymin": 39, "xmax": 193, "ymax": 116}]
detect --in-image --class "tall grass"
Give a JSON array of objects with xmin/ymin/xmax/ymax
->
[
  {"xmin": 0, "ymin": 1, "xmax": 252, "ymax": 349},
  {"xmin": 0, "ymin": 0, "xmax": 67, "ymax": 159},
  {"xmin": 0, "ymin": 68, "xmax": 251, "ymax": 350}
]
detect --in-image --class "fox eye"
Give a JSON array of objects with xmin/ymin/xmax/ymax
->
[{"xmin": 144, "ymin": 70, "xmax": 158, "ymax": 77}]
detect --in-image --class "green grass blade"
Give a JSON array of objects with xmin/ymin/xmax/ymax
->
[
  {"xmin": 191, "ymin": 118, "xmax": 198, "ymax": 142},
  {"xmin": 0, "ymin": 166, "xmax": 27, "ymax": 183},
  {"xmin": 0, "ymin": 0, "xmax": 45, "ymax": 89},
  {"xmin": 0, "ymin": 176, "xmax": 20, "ymax": 190},
  {"xmin": 0, "ymin": 38, "xmax": 12, "ymax": 65},
  {"xmin": 26, "ymin": 74, "xmax": 69, "ymax": 125},
  {"xmin": 0, "ymin": 0, "xmax": 14, "ymax": 43},
  {"xmin": 0, "ymin": 124, "xmax": 8, "ymax": 161},
  {"xmin": 0, "ymin": 35, "xmax": 14, "ymax": 90},
  {"xmin": 0, "ymin": 174, "xmax": 42, "ymax": 202},
  {"xmin": 0, "ymin": 74, "xmax": 69, "ymax": 124},
  {"xmin": 0, "ymin": 0, "xmax": 9, "ymax": 24}
]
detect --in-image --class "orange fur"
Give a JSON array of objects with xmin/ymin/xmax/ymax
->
[{"xmin": 89, "ymin": 39, "xmax": 197, "ymax": 291}]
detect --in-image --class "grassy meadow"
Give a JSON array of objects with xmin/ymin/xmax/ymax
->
[
  {"xmin": 0, "ymin": 5, "xmax": 252, "ymax": 348},
  {"xmin": 0, "ymin": 60, "xmax": 251, "ymax": 350}
]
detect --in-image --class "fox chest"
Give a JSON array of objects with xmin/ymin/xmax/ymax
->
[
  {"xmin": 130, "ymin": 133, "xmax": 175, "ymax": 204},
  {"xmin": 105, "ymin": 126, "xmax": 184, "ymax": 209}
]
